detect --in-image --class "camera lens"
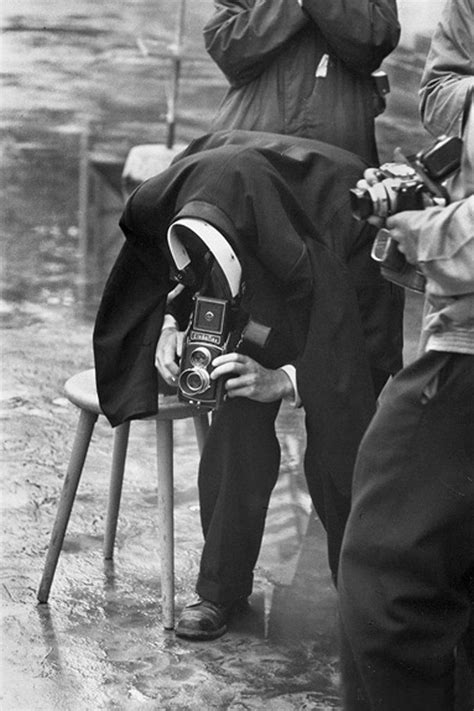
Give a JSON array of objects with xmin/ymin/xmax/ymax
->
[
  {"xmin": 349, "ymin": 187, "xmax": 374, "ymax": 220},
  {"xmin": 189, "ymin": 346, "xmax": 211, "ymax": 368},
  {"xmin": 179, "ymin": 367, "xmax": 210, "ymax": 395}
]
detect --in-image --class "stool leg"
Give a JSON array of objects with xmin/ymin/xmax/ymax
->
[
  {"xmin": 103, "ymin": 421, "xmax": 130, "ymax": 560},
  {"xmin": 37, "ymin": 409, "xmax": 98, "ymax": 603},
  {"xmin": 156, "ymin": 418, "xmax": 174, "ymax": 630},
  {"xmin": 193, "ymin": 413, "xmax": 209, "ymax": 455}
]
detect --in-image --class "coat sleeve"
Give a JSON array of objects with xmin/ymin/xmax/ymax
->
[
  {"xmin": 203, "ymin": 0, "xmax": 309, "ymax": 87},
  {"xmin": 301, "ymin": 0, "xmax": 400, "ymax": 73},
  {"xmin": 419, "ymin": 0, "xmax": 474, "ymax": 138},
  {"xmin": 416, "ymin": 197, "xmax": 474, "ymax": 297},
  {"xmin": 204, "ymin": 0, "xmax": 399, "ymax": 86}
]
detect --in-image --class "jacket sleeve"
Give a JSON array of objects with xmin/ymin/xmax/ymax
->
[
  {"xmin": 419, "ymin": 0, "xmax": 474, "ymax": 138},
  {"xmin": 417, "ymin": 197, "xmax": 474, "ymax": 297},
  {"xmin": 300, "ymin": 0, "xmax": 400, "ymax": 73},
  {"xmin": 203, "ymin": 0, "xmax": 310, "ymax": 87}
]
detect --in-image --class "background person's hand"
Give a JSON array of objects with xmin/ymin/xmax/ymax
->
[
  {"xmin": 210, "ymin": 353, "xmax": 294, "ymax": 403},
  {"xmin": 355, "ymin": 168, "xmax": 387, "ymax": 228},
  {"xmin": 385, "ymin": 211, "xmax": 425, "ymax": 264},
  {"xmin": 358, "ymin": 167, "xmax": 381, "ymax": 187},
  {"xmin": 155, "ymin": 327, "xmax": 185, "ymax": 386}
]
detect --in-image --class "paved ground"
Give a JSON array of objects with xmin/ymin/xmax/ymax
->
[
  {"xmin": 1, "ymin": 1, "xmax": 430, "ymax": 708},
  {"xmin": 2, "ymin": 303, "xmax": 343, "ymax": 710}
]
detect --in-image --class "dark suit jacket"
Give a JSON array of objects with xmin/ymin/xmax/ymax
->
[{"xmin": 93, "ymin": 130, "xmax": 403, "ymax": 494}]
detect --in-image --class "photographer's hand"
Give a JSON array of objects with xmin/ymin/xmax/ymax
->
[
  {"xmin": 385, "ymin": 208, "xmax": 444, "ymax": 265},
  {"xmin": 155, "ymin": 326, "xmax": 185, "ymax": 386},
  {"xmin": 357, "ymin": 169, "xmax": 386, "ymax": 228},
  {"xmin": 211, "ymin": 353, "xmax": 294, "ymax": 403},
  {"xmin": 359, "ymin": 166, "xmax": 437, "ymax": 265}
]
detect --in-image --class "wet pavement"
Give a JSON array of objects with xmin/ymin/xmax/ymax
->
[
  {"xmin": 2, "ymin": 306, "xmax": 340, "ymax": 710},
  {"xmin": 1, "ymin": 1, "xmax": 432, "ymax": 708},
  {"xmin": 1, "ymin": 3, "xmax": 342, "ymax": 703}
]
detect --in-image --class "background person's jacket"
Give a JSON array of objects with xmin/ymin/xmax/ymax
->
[
  {"xmin": 416, "ymin": 99, "xmax": 474, "ymax": 355},
  {"xmin": 419, "ymin": 0, "xmax": 474, "ymax": 138},
  {"xmin": 203, "ymin": 0, "xmax": 400, "ymax": 163}
]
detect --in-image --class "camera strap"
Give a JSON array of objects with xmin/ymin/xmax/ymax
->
[
  {"xmin": 167, "ymin": 217, "xmax": 242, "ymax": 300},
  {"xmin": 167, "ymin": 217, "xmax": 276, "ymax": 352}
]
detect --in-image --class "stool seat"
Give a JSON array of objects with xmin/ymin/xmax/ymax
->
[
  {"xmin": 65, "ymin": 368, "xmax": 208, "ymax": 420},
  {"xmin": 38, "ymin": 367, "xmax": 210, "ymax": 629},
  {"xmin": 122, "ymin": 143, "xmax": 187, "ymax": 195},
  {"xmin": 64, "ymin": 369, "xmax": 102, "ymax": 413}
]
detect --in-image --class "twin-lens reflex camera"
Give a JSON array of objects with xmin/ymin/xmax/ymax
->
[{"xmin": 177, "ymin": 295, "xmax": 232, "ymax": 409}]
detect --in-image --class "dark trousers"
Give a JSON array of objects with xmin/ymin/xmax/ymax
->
[
  {"xmin": 195, "ymin": 354, "xmax": 388, "ymax": 604},
  {"xmin": 197, "ymin": 396, "xmax": 282, "ymax": 603},
  {"xmin": 338, "ymin": 351, "xmax": 474, "ymax": 711}
]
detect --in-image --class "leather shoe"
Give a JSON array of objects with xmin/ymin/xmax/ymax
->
[{"xmin": 175, "ymin": 597, "xmax": 239, "ymax": 640}]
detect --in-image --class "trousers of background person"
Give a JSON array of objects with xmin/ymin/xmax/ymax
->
[{"xmin": 338, "ymin": 351, "xmax": 474, "ymax": 711}]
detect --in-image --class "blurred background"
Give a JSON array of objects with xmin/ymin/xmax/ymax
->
[
  {"xmin": 0, "ymin": 3, "xmax": 450, "ymax": 708},
  {"xmin": 1, "ymin": 0, "xmax": 447, "ymax": 319}
]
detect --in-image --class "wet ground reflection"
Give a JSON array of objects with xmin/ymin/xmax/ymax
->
[
  {"xmin": 1, "ymin": 3, "xmax": 433, "ymax": 703},
  {"xmin": 2, "ymin": 334, "xmax": 340, "ymax": 708},
  {"xmin": 1, "ymin": 119, "xmax": 424, "ymax": 711},
  {"xmin": 1, "ymin": 132, "xmax": 424, "ymax": 711}
]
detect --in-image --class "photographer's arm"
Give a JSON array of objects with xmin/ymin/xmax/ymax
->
[
  {"xmin": 387, "ymin": 197, "xmax": 474, "ymax": 296},
  {"xmin": 419, "ymin": 0, "xmax": 474, "ymax": 138}
]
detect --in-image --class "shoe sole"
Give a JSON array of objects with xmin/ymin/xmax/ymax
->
[{"xmin": 175, "ymin": 623, "xmax": 227, "ymax": 641}]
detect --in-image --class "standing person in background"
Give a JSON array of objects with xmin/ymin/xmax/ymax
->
[
  {"xmin": 338, "ymin": 0, "xmax": 474, "ymax": 707},
  {"xmin": 159, "ymin": 0, "xmax": 402, "ymax": 641},
  {"xmin": 203, "ymin": 0, "xmax": 400, "ymax": 163},
  {"xmin": 419, "ymin": 0, "xmax": 474, "ymax": 137}
]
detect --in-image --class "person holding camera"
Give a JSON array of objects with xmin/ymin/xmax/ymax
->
[
  {"xmin": 93, "ymin": 129, "xmax": 403, "ymax": 642},
  {"xmin": 155, "ymin": 0, "xmax": 401, "ymax": 642},
  {"xmin": 338, "ymin": 0, "xmax": 474, "ymax": 706}
]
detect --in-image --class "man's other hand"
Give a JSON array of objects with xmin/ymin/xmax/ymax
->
[
  {"xmin": 155, "ymin": 327, "xmax": 185, "ymax": 386},
  {"xmin": 211, "ymin": 353, "xmax": 294, "ymax": 403}
]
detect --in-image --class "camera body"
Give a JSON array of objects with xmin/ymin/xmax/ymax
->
[
  {"xmin": 178, "ymin": 295, "xmax": 231, "ymax": 409},
  {"xmin": 350, "ymin": 136, "xmax": 462, "ymax": 221},
  {"xmin": 349, "ymin": 135, "xmax": 462, "ymax": 292},
  {"xmin": 350, "ymin": 161, "xmax": 426, "ymax": 222}
]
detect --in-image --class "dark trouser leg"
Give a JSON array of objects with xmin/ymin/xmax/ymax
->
[
  {"xmin": 338, "ymin": 352, "xmax": 474, "ymax": 710},
  {"xmin": 196, "ymin": 397, "xmax": 281, "ymax": 604},
  {"xmin": 304, "ymin": 458, "xmax": 351, "ymax": 583},
  {"xmin": 304, "ymin": 367, "xmax": 389, "ymax": 582}
]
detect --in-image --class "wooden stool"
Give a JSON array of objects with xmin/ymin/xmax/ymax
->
[{"xmin": 37, "ymin": 368, "xmax": 209, "ymax": 629}]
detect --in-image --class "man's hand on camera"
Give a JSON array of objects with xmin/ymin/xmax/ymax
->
[
  {"xmin": 356, "ymin": 169, "xmax": 386, "ymax": 228},
  {"xmin": 155, "ymin": 326, "xmax": 185, "ymax": 386},
  {"xmin": 386, "ymin": 211, "xmax": 426, "ymax": 265},
  {"xmin": 211, "ymin": 353, "xmax": 295, "ymax": 403},
  {"xmin": 359, "ymin": 166, "xmax": 437, "ymax": 265}
]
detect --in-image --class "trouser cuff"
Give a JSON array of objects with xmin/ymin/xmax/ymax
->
[{"xmin": 196, "ymin": 573, "xmax": 253, "ymax": 605}]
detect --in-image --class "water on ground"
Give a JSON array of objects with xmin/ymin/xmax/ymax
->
[{"xmin": 1, "ymin": 2, "xmax": 433, "ymax": 708}]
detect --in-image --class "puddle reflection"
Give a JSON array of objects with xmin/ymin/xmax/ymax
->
[{"xmin": 36, "ymin": 603, "xmax": 64, "ymax": 675}]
